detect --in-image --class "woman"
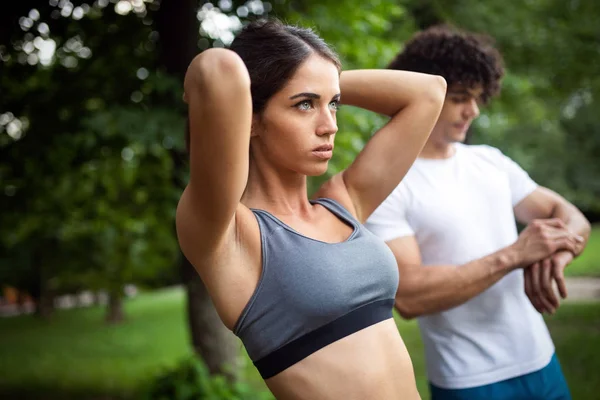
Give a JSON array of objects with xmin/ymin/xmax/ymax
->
[{"xmin": 177, "ymin": 19, "xmax": 446, "ymax": 399}]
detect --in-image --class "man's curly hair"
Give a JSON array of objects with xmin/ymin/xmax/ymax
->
[{"xmin": 388, "ymin": 25, "xmax": 504, "ymax": 104}]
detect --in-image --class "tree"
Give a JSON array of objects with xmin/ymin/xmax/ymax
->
[
  {"xmin": 0, "ymin": 0, "xmax": 181, "ymax": 319},
  {"xmin": 0, "ymin": 0, "xmax": 262, "ymax": 376}
]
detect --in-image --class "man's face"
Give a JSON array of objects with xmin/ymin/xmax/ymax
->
[{"xmin": 430, "ymin": 85, "xmax": 483, "ymax": 145}]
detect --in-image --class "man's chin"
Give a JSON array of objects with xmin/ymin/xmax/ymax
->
[{"xmin": 448, "ymin": 132, "xmax": 467, "ymax": 143}]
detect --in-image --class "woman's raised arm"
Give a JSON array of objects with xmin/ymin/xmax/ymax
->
[
  {"xmin": 337, "ymin": 69, "xmax": 446, "ymax": 222},
  {"xmin": 177, "ymin": 48, "xmax": 252, "ymax": 258}
]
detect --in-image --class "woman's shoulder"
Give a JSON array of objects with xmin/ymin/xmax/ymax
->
[{"xmin": 312, "ymin": 173, "xmax": 360, "ymax": 219}]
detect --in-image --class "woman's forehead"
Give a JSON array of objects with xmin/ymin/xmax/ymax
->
[{"xmin": 282, "ymin": 55, "xmax": 340, "ymax": 96}]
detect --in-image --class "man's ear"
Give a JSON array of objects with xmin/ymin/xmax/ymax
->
[{"xmin": 250, "ymin": 114, "xmax": 261, "ymax": 137}]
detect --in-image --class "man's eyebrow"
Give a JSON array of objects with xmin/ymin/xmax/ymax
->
[
  {"xmin": 448, "ymin": 90, "xmax": 472, "ymax": 95},
  {"xmin": 449, "ymin": 88, "xmax": 484, "ymax": 98}
]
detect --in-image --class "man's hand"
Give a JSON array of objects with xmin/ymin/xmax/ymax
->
[
  {"xmin": 511, "ymin": 218, "xmax": 582, "ymax": 268},
  {"xmin": 524, "ymin": 250, "xmax": 573, "ymax": 314}
]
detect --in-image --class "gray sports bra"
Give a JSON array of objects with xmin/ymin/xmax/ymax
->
[{"xmin": 233, "ymin": 198, "xmax": 399, "ymax": 379}]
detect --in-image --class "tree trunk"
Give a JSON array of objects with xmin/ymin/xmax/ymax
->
[
  {"xmin": 37, "ymin": 290, "xmax": 55, "ymax": 319},
  {"xmin": 16, "ymin": 290, "xmax": 29, "ymax": 314},
  {"xmin": 106, "ymin": 288, "xmax": 124, "ymax": 324},
  {"xmin": 157, "ymin": 0, "xmax": 241, "ymax": 380},
  {"xmin": 156, "ymin": 0, "xmax": 199, "ymax": 77},
  {"xmin": 31, "ymin": 246, "xmax": 55, "ymax": 319},
  {"xmin": 182, "ymin": 256, "xmax": 241, "ymax": 379}
]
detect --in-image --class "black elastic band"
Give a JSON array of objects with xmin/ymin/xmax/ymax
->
[{"xmin": 254, "ymin": 298, "xmax": 394, "ymax": 379}]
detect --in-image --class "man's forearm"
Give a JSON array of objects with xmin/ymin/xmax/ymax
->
[
  {"xmin": 551, "ymin": 202, "xmax": 591, "ymax": 256},
  {"xmin": 395, "ymin": 246, "xmax": 520, "ymax": 319}
]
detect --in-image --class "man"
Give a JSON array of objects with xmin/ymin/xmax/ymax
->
[{"xmin": 365, "ymin": 25, "xmax": 591, "ymax": 400}]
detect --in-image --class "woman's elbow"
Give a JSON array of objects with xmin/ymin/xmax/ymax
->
[
  {"xmin": 426, "ymin": 75, "xmax": 447, "ymax": 106},
  {"xmin": 185, "ymin": 48, "xmax": 250, "ymax": 93}
]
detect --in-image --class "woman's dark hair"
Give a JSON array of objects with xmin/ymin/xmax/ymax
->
[
  {"xmin": 388, "ymin": 25, "xmax": 504, "ymax": 104},
  {"xmin": 230, "ymin": 19, "xmax": 341, "ymax": 114},
  {"xmin": 185, "ymin": 19, "xmax": 340, "ymax": 153}
]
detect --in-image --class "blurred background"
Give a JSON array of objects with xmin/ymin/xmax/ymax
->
[{"xmin": 0, "ymin": 0, "xmax": 599, "ymax": 399}]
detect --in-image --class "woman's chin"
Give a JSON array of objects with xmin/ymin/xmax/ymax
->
[{"xmin": 303, "ymin": 163, "xmax": 329, "ymax": 177}]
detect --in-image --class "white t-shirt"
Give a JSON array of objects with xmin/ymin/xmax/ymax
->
[{"xmin": 365, "ymin": 143, "xmax": 555, "ymax": 389}]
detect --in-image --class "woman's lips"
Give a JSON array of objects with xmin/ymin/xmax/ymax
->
[{"xmin": 312, "ymin": 144, "xmax": 333, "ymax": 159}]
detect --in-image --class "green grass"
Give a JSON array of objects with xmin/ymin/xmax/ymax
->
[
  {"xmin": 397, "ymin": 303, "xmax": 600, "ymax": 400},
  {"xmin": 0, "ymin": 288, "xmax": 599, "ymax": 399},
  {"xmin": 0, "ymin": 288, "xmax": 193, "ymax": 399},
  {"xmin": 543, "ymin": 302, "xmax": 600, "ymax": 400},
  {"xmin": 565, "ymin": 224, "xmax": 600, "ymax": 277}
]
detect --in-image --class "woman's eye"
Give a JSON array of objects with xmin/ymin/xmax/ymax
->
[
  {"xmin": 329, "ymin": 100, "xmax": 340, "ymax": 111},
  {"xmin": 296, "ymin": 100, "xmax": 312, "ymax": 110}
]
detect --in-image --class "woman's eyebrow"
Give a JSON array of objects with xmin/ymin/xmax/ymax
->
[{"xmin": 289, "ymin": 92, "xmax": 320, "ymax": 100}]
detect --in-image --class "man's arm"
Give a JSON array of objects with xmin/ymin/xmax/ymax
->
[
  {"xmin": 514, "ymin": 187, "xmax": 591, "ymax": 313},
  {"xmin": 388, "ymin": 236, "xmax": 516, "ymax": 319},
  {"xmin": 514, "ymin": 187, "xmax": 591, "ymax": 253},
  {"xmin": 388, "ymin": 219, "xmax": 582, "ymax": 319}
]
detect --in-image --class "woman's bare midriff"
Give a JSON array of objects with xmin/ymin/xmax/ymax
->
[{"xmin": 264, "ymin": 319, "xmax": 421, "ymax": 400}]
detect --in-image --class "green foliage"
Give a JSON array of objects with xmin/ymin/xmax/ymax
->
[
  {"xmin": 143, "ymin": 357, "xmax": 273, "ymax": 400},
  {"xmin": 0, "ymin": 2, "xmax": 184, "ymax": 305},
  {"xmin": 278, "ymin": 0, "xmax": 410, "ymax": 69},
  {"xmin": 559, "ymin": 102, "xmax": 600, "ymax": 212}
]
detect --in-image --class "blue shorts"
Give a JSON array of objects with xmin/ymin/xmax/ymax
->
[{"xmin": 430, "ymin": 354, "xmax": 571, "ymax": 400}]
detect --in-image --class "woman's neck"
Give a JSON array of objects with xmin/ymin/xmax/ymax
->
[{"xmin": 242, "ymin": 159, "xmax": 312, "ymax": 216}]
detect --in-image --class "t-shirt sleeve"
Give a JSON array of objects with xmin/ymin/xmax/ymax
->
[
  {"xmin": 487, "ymin": 146, "xmax": 538, "ymax": 206},
  {"xmin": 364, "ymin": 186, "xmax": 414, "ymax": 242}
]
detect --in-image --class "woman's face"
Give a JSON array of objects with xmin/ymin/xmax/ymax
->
[{"xmin": 250, "ymin": 54, "xmax": 340, "ymax": 177}]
